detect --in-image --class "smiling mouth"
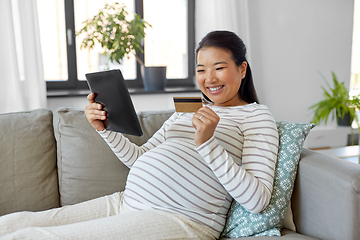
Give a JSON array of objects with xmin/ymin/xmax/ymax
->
[{"xmin": 208, "ymin": 86, "xmax": 224, "ymax": 91}]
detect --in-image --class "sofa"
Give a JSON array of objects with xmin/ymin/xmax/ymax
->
[{"xmin": 0, "ymin": 107, "xmax": 359, "ymax": 240}]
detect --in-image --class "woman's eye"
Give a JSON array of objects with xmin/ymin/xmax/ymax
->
[
  {"xmin": 197, "ymin": 69, "xmax": 205, "ymax": 73},
  {"xmin": 216, "ymin": 67, "xmax": 225, "ymax": 70}
]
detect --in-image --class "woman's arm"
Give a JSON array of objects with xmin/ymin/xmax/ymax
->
[
  {"xmin": 195, "ymin": 108, "xmax": 279, "ymax": 213},
  {"xmin": 97, "ymin": 112, "xmax": 179, "ymax": 168},
  {"xmin": 85, "ymin": 92, "xmax": 179, "ymax": 167}
]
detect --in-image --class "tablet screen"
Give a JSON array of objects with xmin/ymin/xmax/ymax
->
[{"xmin": 85, "ymin": 69, "xmax": 143, "ymax": 136}]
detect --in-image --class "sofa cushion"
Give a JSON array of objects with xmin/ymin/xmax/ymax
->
[
  {"xmin": 0, "ymin": 109, "xmax": 59, "ymax": 216},
  {"xmin": 221, "ymin": 121, "xmax": 314, "ymax": 238},
  {"xmin": 55, "ymin": 108, "xmax": 174, "ymax": 206}
]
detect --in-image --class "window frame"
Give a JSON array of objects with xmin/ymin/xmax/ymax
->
[{"xmin": 46, "ymin": 0, "xmax": 195, "ymax": 91}]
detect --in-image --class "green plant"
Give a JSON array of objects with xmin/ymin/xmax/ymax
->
[
  {"xmin": 76, "ymin": 2, "xmax": 151, "ymax": 65},
  {"xmin": 309, "ymin": 71, "xmax": 360, "ymax": 126},
  {"xmin": 309, "ymin": 72, "xmax": 360, "ymax": 145}
]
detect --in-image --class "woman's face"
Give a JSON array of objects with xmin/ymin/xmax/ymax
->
[{"xmin": 196, "ymin": 46, "xmax": 247, "ymax": 107}]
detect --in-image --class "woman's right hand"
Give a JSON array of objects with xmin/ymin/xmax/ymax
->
[{"xmin": 85, "ymin": 93, "xmax": 107, "ymax": 131}]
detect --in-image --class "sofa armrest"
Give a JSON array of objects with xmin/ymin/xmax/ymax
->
[{"xmin": 292, "ymin": 148, "xmax": 360, "ymax": 240}]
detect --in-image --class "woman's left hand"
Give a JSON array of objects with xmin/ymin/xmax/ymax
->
[{"xmin": 192, "ymin": 106, "xmax": 220, "ymax": 147}]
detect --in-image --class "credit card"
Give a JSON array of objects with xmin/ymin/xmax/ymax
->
[{"xmin": 173, "ymin": 97, "xmax": 203, "ymax": 112}]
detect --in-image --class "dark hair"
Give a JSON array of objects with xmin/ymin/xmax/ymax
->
[{"xmin": 196, "ymin": 30, "xmax": 260, "ymax": 104}]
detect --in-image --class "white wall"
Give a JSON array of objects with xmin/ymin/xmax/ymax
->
[{"xmin": 196, "ymin": 0, "xmax": 355, "ymax": 123}]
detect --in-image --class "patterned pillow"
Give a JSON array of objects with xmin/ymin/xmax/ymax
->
[{"xmin": 221, "ymin": 121, "xmax": 315, "ymax": 238}]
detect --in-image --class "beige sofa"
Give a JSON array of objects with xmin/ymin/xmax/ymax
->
[{"xmin": 0, "ymin": 108, "xmax": 359, "ymax": 240}]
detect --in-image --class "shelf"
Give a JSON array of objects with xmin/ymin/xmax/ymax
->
[{"xmin": 313, "ymin": 145, "xmax": 360, "ymax": 164}]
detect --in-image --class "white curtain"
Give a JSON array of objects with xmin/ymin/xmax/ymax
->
[
  {"xmin": 195, "ymin": 0, "xmax": 252, "ymax": 62},
  {"xmin": 0, "ymin": 0, "xmax": 46, "ymax": 114}
]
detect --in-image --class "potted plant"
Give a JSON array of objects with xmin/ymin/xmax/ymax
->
[
  {"xmin": 76, "ymin": 2, "xmax": 167, "ymax": 91},
  {"xmin": 309, "ymin": 71, "xmax": 360, "ymax": 144}
]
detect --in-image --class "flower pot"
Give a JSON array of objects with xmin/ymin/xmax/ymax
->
[
  {"xmin": 337, "ymin": 110, "xmax": 353, "ymax": 126},
  {"xmin": 141, "ymin": 66, "xmax": 167, "ymax": 91}
]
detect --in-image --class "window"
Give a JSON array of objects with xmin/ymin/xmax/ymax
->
[
  {"xmin": 36, "ymin": 0, "xmax": 195, "ymax": 91},
  {"xmin": 350, "ymin": 0, "xmax": 360, "ymax": 95}
]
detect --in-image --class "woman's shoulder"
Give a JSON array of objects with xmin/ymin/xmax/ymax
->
[
  {"xmin": 230, "ymin": 102, "xmax": 271, "ymax": 114},
  {"xmin": 237, "ymin": 103, "xmax": 275, "ymax": 121}
]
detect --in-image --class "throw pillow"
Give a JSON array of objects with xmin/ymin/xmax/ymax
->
[
  {"xmin": 0, "ymin": 109, "xmax": 59, "ymax": 216},
  {"xmin": 221, "ymin": 121, "xmax": 315, "ymax": 238}
]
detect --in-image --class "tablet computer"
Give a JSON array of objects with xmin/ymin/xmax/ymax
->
[{"xmin": 85, "ymin": 69, "xmax": 143, "ymax": 136}]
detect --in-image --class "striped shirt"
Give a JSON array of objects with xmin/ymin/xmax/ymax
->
[{"xmin": 98, "ymin": 103, "xmax": 279, "ymax": 236}]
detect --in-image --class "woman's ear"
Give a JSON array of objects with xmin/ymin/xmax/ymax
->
[{"xmin": 239, "ymin": 61, "xmax": 247, "ymax": 78}]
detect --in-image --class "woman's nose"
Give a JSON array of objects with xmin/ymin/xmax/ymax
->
[{"xmin": 206, "ymin": 71, "xmax": 216, "ymax": 83}]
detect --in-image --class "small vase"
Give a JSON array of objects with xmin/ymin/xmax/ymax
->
[
  {"xmin": 141, "ymin": 66, "xmax": 167, "ymax": 91},
  {"xmin": 337, "ymin": 111, "xmax": 353, "ymax": 126}
]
